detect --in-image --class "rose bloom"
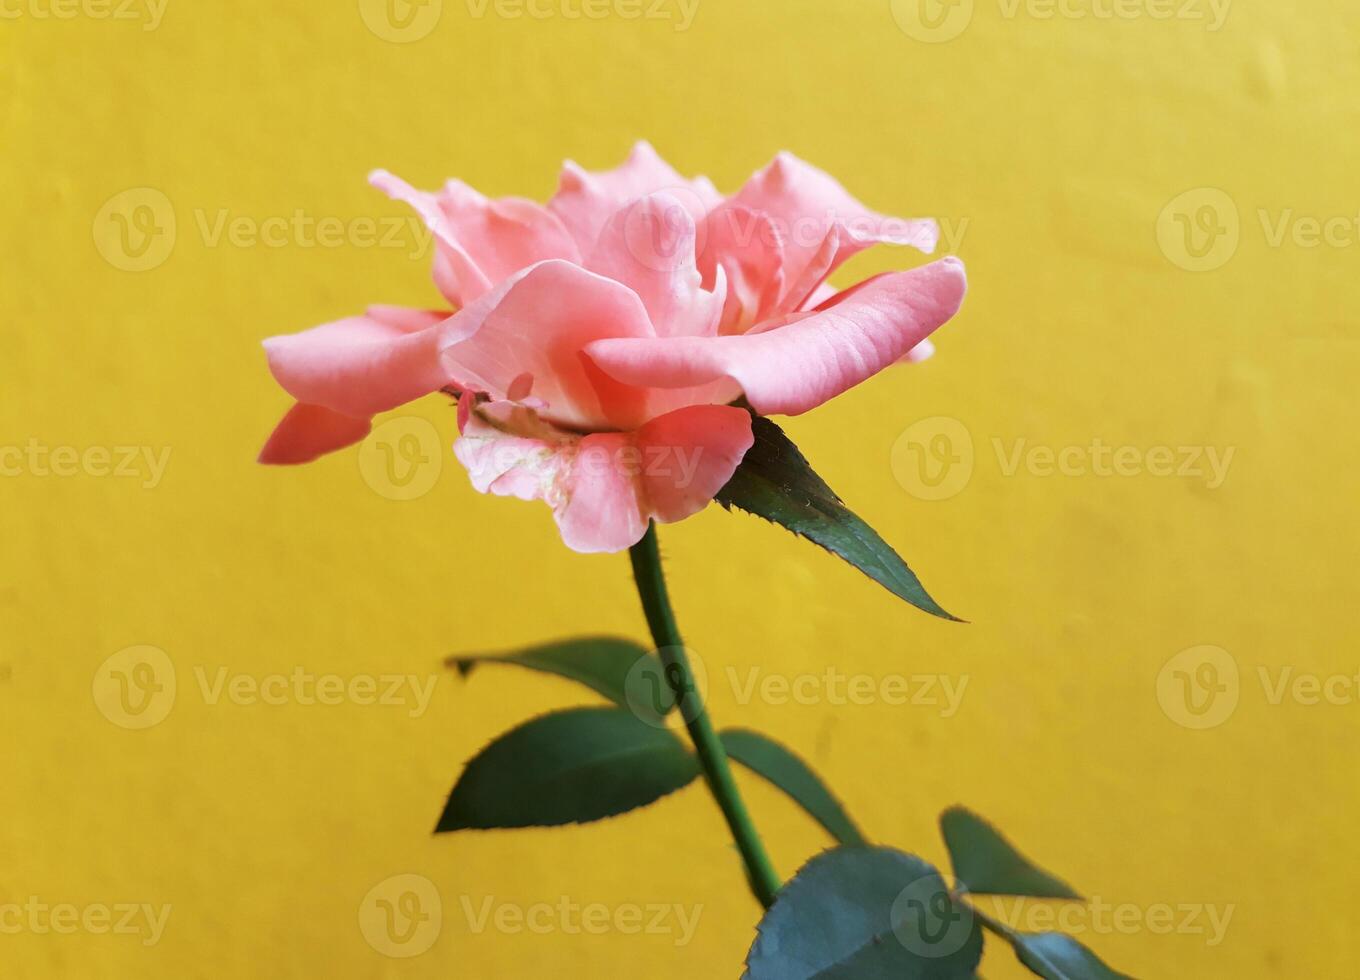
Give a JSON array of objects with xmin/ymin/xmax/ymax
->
[{"xmin": 259, "ymin": 143, "xmax": 966, "ymax": 552}]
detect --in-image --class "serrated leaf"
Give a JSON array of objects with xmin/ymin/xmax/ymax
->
[
  {"xmin": 972, "ymin": 907, "xmax": 1133, "ymax": 980},
  {"xmin": 745, "ymin": 846, "xmax": 983, "ymax": 980},
  {"xmin": 436, "ymin": 707, "xmax": 699, "ymax": 832},
  {"xmin": 940, "ymin": 807, "xmax": 1081, "ymax": 899},
  {"xmin": 716, "ymin": 414, "xmax": 958, "ymax": 620},
  {"xmin": 721, "ymin": 728, "xmax": 867, "ymax": 846},
  {"xmin": 1008, "ymin": 932, "xmax": 1134, "ymax": 980},
  {"xmin": 447, "ymin": 635, "xmax": 671, "ymax": 713}
]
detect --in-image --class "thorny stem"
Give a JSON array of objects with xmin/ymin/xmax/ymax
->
[{"xmin": 628, "ymin": 522, "xmax": 782, "ymax": 908}]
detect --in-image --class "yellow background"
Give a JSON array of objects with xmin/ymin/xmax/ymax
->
[{"xmin": 4, "ymin": 0, "xmax": 1357, "ymax": 976}]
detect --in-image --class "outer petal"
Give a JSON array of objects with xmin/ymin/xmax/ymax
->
[
  {"xmin": 548, "ymin": 141, "xmax": 720, "ymax": 255},
  {"xmin": 454, "ymin": 401, "xmax": 753, "ymax": 553},
  {"xmin": 370, "ymin": 170, "xmax": 489, "ymax": 305},
  {"xmin": 586, "ymin": 193, "xmax": 724, "ymax": 338},
  {"xmin": 258, "ymin": 403, "xmax": 372, "ymax": 465},
  {"xmin": 631, "ymin": 404, "xmax": 754, "ymax": 525},
  {"xmin": 808, "ymin": 280, "xmax": 936, "ymax": 363},
  {"xmin": 728, "ymin": 152, "xmax": 939, "ymax": 313},
  {"xmin": 583, "ymin": 257, "xmax": 967, "ymax": 417},
  {"xmin": 438, "ymin": 260, "xmax": 657, "ymax": 431},
  {"xmin": 262, "ymin": 306, "xmax": 452, "ymax": 419},
  {"xmin": 370, "ymin": 170, "xmax": 578, "ymax": 306}
]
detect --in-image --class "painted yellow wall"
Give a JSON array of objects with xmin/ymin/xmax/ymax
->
[{"xmin": 4, "ymin": 1, "xmax": 1356, "ymax": 976}]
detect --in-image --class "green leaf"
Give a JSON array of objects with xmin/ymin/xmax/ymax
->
[
  {"xmin": 716, "ymin": 414, "xmax": 958, "ymax": 621},
  {"xmin": 940, "ymin": 807, "xmax": 1081, "ymax": 899},
  {"xmin": 745, "ymin": 846, "xmax": 983, "ymax": 979},
  {"xmin": 721, "ymin": 728, "xmax": 867, "ymax": 846},
  {"xmin": 970, "ymin": 908, "xmax": 1133, "ymax": 980},
  {"xmin": 1008, "ymin": 932, "xmax": 1134, "ymax": 980},
  {"xmin": 436, "ymin": 707, "xmax": 699, "ymax": 832},
  {"xmin": 447, "ymin": 635, "xmax": 671, "ymax": 714}
]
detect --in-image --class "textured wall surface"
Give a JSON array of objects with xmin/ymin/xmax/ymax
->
[{"xmin": 4, "ymin": 1, "xmax": 1357, "ymax": 976}]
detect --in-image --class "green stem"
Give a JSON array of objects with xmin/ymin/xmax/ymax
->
[{"xmin": 628, "ymin": 521, "xmax": 782, "ymax": 909}]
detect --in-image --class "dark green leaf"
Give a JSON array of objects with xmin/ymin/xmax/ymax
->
[
  {"xmin": 745, "ymin": 846, "xmax": 983, "ymax": 979},
  {"xmin": 716, "ymin": 414, "xmax": 958, "ymax": 620},
  {"xmin": 721, "ymin": 728, "xmax": 867, "ymax": 846},
  {"xmin": 971, "ymin": 908, "xmax": 1133, "ymax": 980},
  {"xmin": 1008, "ymin": 932, "xmax": 1134, "ymax": 980},
  {"xmin": 940, "ymin": 807, "xmax": 1081, "ymax": 899},
  {"xmin": 436, "ymin": 707, "xmax": 698, "ymax": 832},
  {"xmin": 447, "ymin": 635, "xmax": 671, "ymax": 714}
]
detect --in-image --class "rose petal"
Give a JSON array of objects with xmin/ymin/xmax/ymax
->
[
  {"xmin": 258, "ymin": 402, "xmax": 372, "ymax": 465},
  {"xmin": 587, "ymin": 192, "xmax": 725, "ymax": 338},
  {"xmin": 438, "ymin": 260, "xmax": 656, "ymax": 431},
  {"xmin": 548, "ymin": 141, "xmax": 720, "ymax": 255},
  {"xmin": 370, "ymin": 170, "xmax": 489, "ymax": 305},
  {"xmin": 729, "ymin": 152, "xmax": 939, "ymax": 312},
  {"xmin": 778, "ymin": 224, "xmax": 841, "ymax": 317},
  {"xmin": 454, "ymin": 401, "xmax": 753, "ymax": 553},
  {"xmin": 631, "ymin": 404, "xmax": 754, "ymax": 524},
  {"xmin": 262, "ymin": 306, "xmax": 452, "ymax": 419},
  {"xmin": 802, "ymin": 281, "xmax": 840, "ymax": 310},
  {"xmin": 583, "ymin": 256, "xmax": 966, "ymax": 417},
  {"xmin": 370, "ymin": 169, "xmax": 578, "ymax": 307},
  {"xmin": 698, "ymin": 203, "xmax": 788, "ymax": 334}
]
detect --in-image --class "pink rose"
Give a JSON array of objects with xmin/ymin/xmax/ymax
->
[{"xmin": 259, "ymin": 143, "xmax": 967, "ymax": 553}]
